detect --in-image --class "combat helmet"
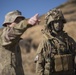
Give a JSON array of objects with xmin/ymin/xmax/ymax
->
[
  {"xmin": 45, "ymin": 8, "xmax": 66, "ymax": 26},
  {"xmin": 3, "ymin": 10, "xmax": 25, "ymax": 26}
]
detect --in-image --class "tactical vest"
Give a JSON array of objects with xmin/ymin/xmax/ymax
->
[{"xmin": 43, "ymin": 32, "xmax": 74, "ymax": 73}]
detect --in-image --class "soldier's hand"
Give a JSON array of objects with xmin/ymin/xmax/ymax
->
[{"xmin": 28, "ymin": 13, "xmax": 40, "ymax": 25}]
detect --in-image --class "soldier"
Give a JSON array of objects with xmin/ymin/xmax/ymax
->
[
  {"xmin": 0, "ymin": 10, "xmax": 39, "ymax": 75},
  {"xmin": 35, "ymin": 8, "xmax": 76, "ymax": 75}
]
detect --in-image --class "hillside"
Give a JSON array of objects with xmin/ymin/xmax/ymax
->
[
  {"xmin": 21, "ymin": 0, "xmax": 76, "ymax": 75},
  {"xmin": 0, "ymin": 0, "xmax": 76, "ymax": 75}
]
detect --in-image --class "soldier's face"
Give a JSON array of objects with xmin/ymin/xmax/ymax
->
[
  {"xmin": 53, "ymin": 20, "xmax": 64, "ymax": 32},
  {"xmin": 6, "ymin": 17, "xmax": 24, "ymax": 27},
  {"xmin": 14, "ymin": 17, "xmax": 24, "ymax": 23}
]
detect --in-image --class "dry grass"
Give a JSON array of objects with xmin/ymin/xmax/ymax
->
[{"xmin": 0, "ymin": 0, "xmax": 76, "ymax": 75}]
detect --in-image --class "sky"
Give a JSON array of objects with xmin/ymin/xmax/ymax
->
[{"xmin": 0, "ymin": 0, "xmax": 67, "ymax": 28}]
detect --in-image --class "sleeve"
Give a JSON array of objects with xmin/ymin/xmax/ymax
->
[
  {"xmin": 68, "ymin": 36, "xmax": 76, "ymax": 70},
  {"xmin": 68, "ymin": 37, "xmax": 76, "ymax": 54},
  {"xmin": 35, "ymin": 40, "xmax": 46, "ymax": 75},
  {"xmin": 1, "ymin": 19, "xmax": 32, "ymax": 46}
]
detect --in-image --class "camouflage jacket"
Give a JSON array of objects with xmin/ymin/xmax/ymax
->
[
  {"xmin": 35, "ymin": 31, "xmax": 76, "ymax": 75},
  {"xmin": 0, "ymin": 19, "xmax": 31, "ymax": 75}
]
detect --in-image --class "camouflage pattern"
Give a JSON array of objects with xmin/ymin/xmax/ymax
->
[
  {"xmin": 35, "ymin": 8, "xmax": 76, "ymax": 75},
  {"xmin": 45, "ymin": 8, "xmax": 66, "ymax": 26},
  {"xmin": 35, "ymin": 31, "xmax": 76, "ymax": 75},
  {"xmin": 0, "ymin": 19, "xmax": 31, "ymax": 75},
  {"xmin": 3, "ymin": 10, "xmax": 25, "ymax": 26}
]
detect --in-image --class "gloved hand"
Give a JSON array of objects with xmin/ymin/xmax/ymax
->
[{"xmin": 28, "ymin": 13, "xmax": 40, "ymax": 25}]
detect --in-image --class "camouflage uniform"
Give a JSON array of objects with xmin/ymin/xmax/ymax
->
[
  {"xmin": 35, "ymin": 9, "xmax": 76, "ymax": 75},
  {"xmin": 0, "ymin": 10, "xmax": 32, "ymax": 75}
]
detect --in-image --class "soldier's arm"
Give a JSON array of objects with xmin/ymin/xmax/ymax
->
[
  {"xmin": 35, "ymin": 40, "xmax": 45, "ymax": 75},
  {"xmin": 36, "ymin": 53, "xmax": 45, "ymax": 75},
  {"xmin": 68, "ymin": 36, "xmax": 76, "ymax": 70},
  {"xmin": 1, "ymin": 13, "xmax": 40, "ymax": 46},
  {"xmin": 1, "ymin": 19, "xmax": 33, "ymax": 46}
]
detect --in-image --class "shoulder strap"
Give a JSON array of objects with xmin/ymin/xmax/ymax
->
[{"xmin": 43, "ymin": 32, "xmax": 67, "ymax": 55}]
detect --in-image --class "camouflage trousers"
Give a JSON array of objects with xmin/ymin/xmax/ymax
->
[
  {"xmin": 1, "ymin": 65, "xmax": 16, "ymax": 75},
  {"xmin": 1, "ymin": 65, "xmax": 25, "ymax": 75}
]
